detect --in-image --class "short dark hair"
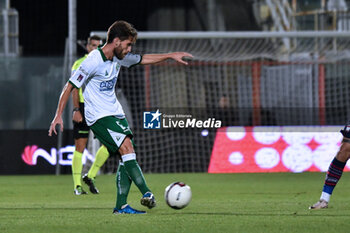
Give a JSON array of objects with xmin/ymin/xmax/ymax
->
[
  {"xmin": 106, "ymin": 20, "xmax": 137, "ymax": 43},
  {"xmin": 87, "ymin": 35, "xmax": 101, "ymax": 44}
]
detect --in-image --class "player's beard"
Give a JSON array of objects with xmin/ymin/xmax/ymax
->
[{"xmin": 114, "ymin": 45, "xmax": 126, "ymax": 60}]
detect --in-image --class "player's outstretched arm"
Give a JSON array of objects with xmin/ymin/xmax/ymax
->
[
  {"xmin": 48, "ymin": 82, "xmax": 75, "ymax": 136},
  {"xmin": 141, "ymin": 52, "xmax": 193, "ymax": 65}
]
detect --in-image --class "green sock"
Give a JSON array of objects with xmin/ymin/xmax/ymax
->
[
  {"xmin": 87, "ymin": 146, "xmax": 109, "ymax": 178},
  {"xmin": 122, "ymin": 154, "xmax": 150, "ymax": 195},
  {"xmin": 115, "ymin": 163, "xmax": 131, "ymax": 209},
  {"xmin": 72, "ymin": 151, "xmax": 83, "ymax": 188}
]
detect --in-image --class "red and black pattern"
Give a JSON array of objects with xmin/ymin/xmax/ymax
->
[{"xmin": 324, "ymin": 158, "xmax": 346, "ymax": 187}]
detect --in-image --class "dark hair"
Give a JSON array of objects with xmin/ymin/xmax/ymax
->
[
  {"xmin": 87, "ymin": 35, "xmax": 101, "ymax": 44},
  {"xmin": 106, "ymin": 20, "xmax": 137, "ymax": 43}
]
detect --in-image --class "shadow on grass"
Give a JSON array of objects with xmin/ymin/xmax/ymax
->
[
  {"xmin": 160, "ymin": 212, "xmax": 350, "ymax": 217},
  {"xmin": 0, "ymin": 207, "xmax": 110, "ymax": 210},
  {"xmin": 2, "ymin": 207, "xmax": 350, "ymax": 217}
]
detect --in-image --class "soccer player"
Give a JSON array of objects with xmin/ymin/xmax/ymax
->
[
  {"xmin": 71, "ymin": 35, "xmax": 110, "ymax": 195},
  {"xmin": 48, "ymin": 20, "xmax": 193, "ymax": 214},
  {"xmin": 309, "ymin": 123, "xmax": 350, "ymax": 209}
]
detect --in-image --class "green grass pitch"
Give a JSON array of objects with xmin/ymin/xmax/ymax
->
[{"xmin": 1, "ymin": 172, "xmax": 350, "ymax": 233}]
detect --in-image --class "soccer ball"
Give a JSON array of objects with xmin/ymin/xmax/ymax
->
[{"xmin": 164, "ymin": 182, "xmax": 192, "ymax": 209}]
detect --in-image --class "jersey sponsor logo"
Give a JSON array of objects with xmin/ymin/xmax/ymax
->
[{"xmin": 99, "ymin": 77, "xmax": 116, "ymax": 91}]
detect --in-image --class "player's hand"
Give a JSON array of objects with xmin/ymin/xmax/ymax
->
[
  {"xmin": 72, "ymin": 110, "xmax": 83, "ymax": 123},
  {"xmin": 48, "ymin": 115, "xmax": 63, "ymax": 136},
  {"xmin": 171, "ymin": 52, "xmax": 193, "ymax": 65}
]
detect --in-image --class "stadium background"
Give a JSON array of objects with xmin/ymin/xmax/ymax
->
[{"xmin": 1, "ymin": 0, "xmax": 350, "ymax": 175}]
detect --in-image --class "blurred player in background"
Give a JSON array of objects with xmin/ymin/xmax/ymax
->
[
  {"xmin": 309, "ymin": 123, "xmax": 350, "ymax": 209},
  {"xmin": 71, "ymin": 35, "xmax": 111, "ymax": 195},
  {"xmin": 49, "ymin": 20, "xmax": 193, "ymax": 214}
]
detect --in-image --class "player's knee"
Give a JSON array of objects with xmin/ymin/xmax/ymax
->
[
  {"xmin": 337, "ymin": 138, "xmax": 350, "ymax": 161},
  {"xmin": 118, "ymin": 137, "xmax": 134, "ymax": 155},
  {"xmin": 75, "ymin": 146, "xmax": 85, "ymax": 153},
  {"xmin": 340, "ymin": 138, "xmax": 350, "ymax": 151},
  {"xmin": 75, "ymin": 139, "xmax": 87, "ymax": 153}
]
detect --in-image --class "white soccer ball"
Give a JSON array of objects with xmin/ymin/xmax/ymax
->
[{"xmin": 164, "ymin": 182, "xmax": 192, "ymax": 209}]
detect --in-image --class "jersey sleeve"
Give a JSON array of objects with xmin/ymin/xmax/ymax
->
[
  {"xmin": 119, "ymin": 53, "xmax": 142, "ymax": 68},
  {"xmin": 69, "ymin": 54, "xmax": 98, "ymax": 89}
]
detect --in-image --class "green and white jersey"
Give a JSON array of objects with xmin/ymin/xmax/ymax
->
[
  {"xmin": 71, "ymin": 54, "xmax": 88, "ymax": 103},
  {"xmin": 69, "ymin": 47, "xmax": 141, "ymax": 126}
]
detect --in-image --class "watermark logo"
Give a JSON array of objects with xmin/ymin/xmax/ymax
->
[
  {"xmin": 143, "ymin": 109, "xmax": 222, "ymax": 129},
  {"xmin": 144, "ymin": 109, "xmax": 162, "ymax": 129}
]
